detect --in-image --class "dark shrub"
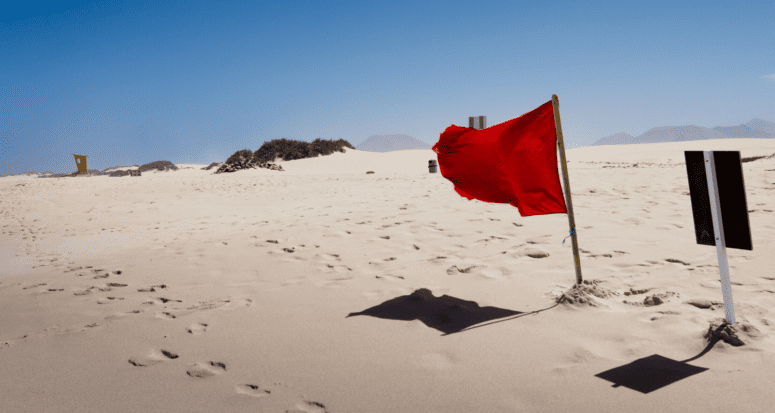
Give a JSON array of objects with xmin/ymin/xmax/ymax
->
[
  {"xmin": 252, "ymin": 138, "xmax": 355, "ymax": 164},
  {"xmin": 224, "ymin": 149, "xmax": 255, "ymax": 165},
  {"xmin": 138, "ymin": 160, "xmax": 178, "ymax": 173}
]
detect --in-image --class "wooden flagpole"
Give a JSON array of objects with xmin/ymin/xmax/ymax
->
[{"xmin": 552, "ymin": 94, "xmax": 583, "ymax": 285}]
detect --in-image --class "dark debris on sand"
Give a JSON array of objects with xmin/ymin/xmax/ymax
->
[{"xmin": 704, "ymin": 317, "xmax": 765, "ymax": 346}]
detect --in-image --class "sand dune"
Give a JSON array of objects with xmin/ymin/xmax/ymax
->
[{"xmin": 1, "ymin": 140, "xmax": 775, "ymax": 412}]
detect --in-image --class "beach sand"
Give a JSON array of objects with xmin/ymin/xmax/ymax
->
[{"xmin": 2, "ymin": 140, "xmax": 775, "ymax": 412}]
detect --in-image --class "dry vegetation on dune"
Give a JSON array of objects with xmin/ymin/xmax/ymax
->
[
  {"xmin": 28, "ymin": 138, "xmax": 356, "ymax": 178},
  {"xmin": 247, "ymin": 137, "xmax": 355, "ymax": 164},
  {"xmin": 211, "ymin": 138, "xmax": 356, "ymax": 173}
]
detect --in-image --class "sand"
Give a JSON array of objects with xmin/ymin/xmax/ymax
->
[{"xmin": 1, "ymin": 141, "xmax": 775, "ymax": 412}]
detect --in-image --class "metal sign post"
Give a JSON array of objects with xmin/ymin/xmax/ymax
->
[
  {"xmin": 684, "ymin": 150, "xmax": 752, "ymax": 325},
  {"xmin": 704, "ymin": 151, "xmax": 736, "ymax": 324}
]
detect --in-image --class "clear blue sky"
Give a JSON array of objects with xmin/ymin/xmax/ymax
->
[{"xmin": 2, "ymin": 0, "xmax": 773, "ymax": 175}]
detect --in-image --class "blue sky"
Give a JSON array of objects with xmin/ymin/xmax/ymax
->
[{"xmin": 2, "ymin": 0, "xmax": 773, "ymax": 175}]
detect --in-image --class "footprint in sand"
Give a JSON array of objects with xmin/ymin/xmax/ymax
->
[
  {"xmin": 23, "ymin": 283, "xmax": 47, "ymax": 290},
  {"xmin": 97, "ymin": 297, "xmax": 125, "ymax": 304},
  {"xmin": 105, "ymin": 309, "xmax": 143, "ymax": 321},
  {"xmin": 374, "ymin": 274, "xmax": 404, "ymax": 281},
  {"xmin": 185, "ymin": 298, "xmax": 252, "ymax": 311},
  {"xmin": 286, "ymin": 400, "xmax": 330, "ymax": 413},
  {"xmin": 128, "ymin": 349, "xmax": 179, "ymax": 367},
  {"xmin": 186, "ymin": 361, "xmax": 226, "ymax": 378},
  {"xmin": 1, "ymin": 334, "xmax": 29, "ymax": 349},
  {"xmin": 155, "ymin": 311, "xmax": 177, "ymax": 320},
  {"xmin": 235, "ymin": 384, "xmax": 271, "ymax": 397},
  {"xmin": 72, "ymin": 268, "xmax": 122, "ymax": 278},
  {"xmin": 96, "ymin": 286, "xmax": 114, "ymax": 292},
  {"xmin": 446, "ymin": 264, "xmax": 505, "ymax": 280},
  {"xmin": 138, "ymin": 285, "xmax": 167, "ymax": 292},
  {"xmin": 314, "ymin": 253, "xmax": 342, "ymax": 265},
  {"xmin": 187, "ymin": 323, "xmax": 208, "ymax": 335},
  {"xmin": 85, "ymin": 268, "xmax": 106, "ymax": 276},
  {"xmin": 143, "ymin": 297, "xmax": 183, "ymax": 305},
  {"xmin": 665, "ymin": 258, "xmax": 690, "ymax": 266},
  {"xmin": 318, "ymin": 263, "xmax": 352, "ymax": 274}
]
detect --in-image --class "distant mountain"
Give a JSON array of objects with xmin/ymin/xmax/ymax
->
[
  {"xmin": 355, "ymin": 134, "xmax": 431, "ymax": 153},
  {"xmin": 712, "ymin": 124, "xmax": 771, "ymax": 138},
  {"xmin": 591, "ymin": 118, "xmax": 774, "ymax": 146},
  {"xmin": 591, "ymin": 132, "xmax": 636, "ymax": 146},
  {"xmin": 746, "ymin": 118, "xmax": 775, "ymax": 136},
  {"xmin": 636, "ymin": 125, "xmax": 729, "ymax": 144}
]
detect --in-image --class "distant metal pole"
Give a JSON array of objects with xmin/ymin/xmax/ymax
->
[
  {"xmin": 704, "ymin": 151, "xmax": 736, "ymax": 324},
  {"xmin": 468, "ymin": 116, "xmax": 487, "ymax": 129},
  {"xmin": 552, "ymin": 94, "xmax": 583, "ymax": 285}
]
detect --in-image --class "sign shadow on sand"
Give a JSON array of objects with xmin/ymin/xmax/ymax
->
[{"xmin": 595, "ymin": 326, "xmax": 737, "ymax": 394}]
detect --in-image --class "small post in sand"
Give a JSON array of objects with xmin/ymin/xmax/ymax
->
[{"xmin": 468, "ymin": 116, "xmax": 487, "ymax": 130}]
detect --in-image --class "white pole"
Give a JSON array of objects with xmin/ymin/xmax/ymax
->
[{"xmin": 704, "ymin": 151, "xmax": 736, "ymax": 324}]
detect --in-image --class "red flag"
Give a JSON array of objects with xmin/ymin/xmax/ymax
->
[{"xmin": 432, "ymin": 100, "xmax": 567, "ymax": 217}]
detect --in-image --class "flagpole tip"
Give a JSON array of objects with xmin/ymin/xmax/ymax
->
[{"xmin": 552, "ymin": 94, "xmax": 558, "ymax": 100}]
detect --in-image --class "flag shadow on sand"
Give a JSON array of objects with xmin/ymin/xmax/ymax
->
[{"xmin": 346, "ymin": 288, "xmax": 521, "ymax": 335}]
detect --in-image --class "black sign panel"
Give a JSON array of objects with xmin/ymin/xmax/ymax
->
[{"xmin": 684, "ymin": 151, "xmax": 752, "ymax": 251}]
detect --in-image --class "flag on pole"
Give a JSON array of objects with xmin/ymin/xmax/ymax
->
[{"xmin": 432, "ymin": 100, "xmax": 567, "ymax": 217}]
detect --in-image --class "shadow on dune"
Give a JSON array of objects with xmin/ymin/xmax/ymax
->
[
  {"xmin": 595, "ymin": 341, "xmax": 718, "ymax": 394},
  {"xmin": 346, "ymin": 288, "xmax": 524, "ymax": 335},
  {"xmin": 597, "ymin": 320, "xmax": 753, "ymax": 394},
  {"xmin": 348, "ymin": 286, "xmax": 745, "ymax": 395}
]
